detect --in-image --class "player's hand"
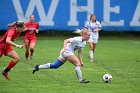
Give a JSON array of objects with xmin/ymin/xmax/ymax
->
[
  {"xmin": 81, "ymin": 62, "xmax": 84, "ymax": 67},
  {"xmin": 60, "ymin": 48, "xmax": 66, "ymax": 53},
  {"xmin": 24, "ymin": 27, "xmax": 28, "ymax": 31},
  {"xmin": 94, "ymin": 29, "xmax": 99, "ymax": 32},
  {"xmin": 36, "ymin": 29, "xmax": 39, "ymax": 33},
  {"xmin": 16, "ymin": 45, "xmax": 24, "ymax": 49}
]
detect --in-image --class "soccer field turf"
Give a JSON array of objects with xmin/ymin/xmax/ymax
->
[{"xmin": 0, "ymin": 35, "xmax": 140, "ymax": 93}]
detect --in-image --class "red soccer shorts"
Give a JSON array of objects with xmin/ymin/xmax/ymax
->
[
  {"xmin": 0, "ymin": 42, "xmax": 13, "ymax": 57},
  {"xmin": 24, "ymin": 36, "xmax": 36, "ymax": 44}
]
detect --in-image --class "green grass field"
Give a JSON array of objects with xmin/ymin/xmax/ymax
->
[{"xmin": 0, "ymin": 34, "xmax": 140, "ymax": 93}]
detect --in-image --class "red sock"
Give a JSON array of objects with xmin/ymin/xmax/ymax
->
[
  {"xmin": 25, "ymin": 51, "xmax": 29, "ymax": 58},
  {"xmin": 7, "ymin": 60, "xmax": 16, "ymax": 69}
]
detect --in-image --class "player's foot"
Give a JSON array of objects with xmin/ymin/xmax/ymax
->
[
  {"xmin": 26, "ymin": 58, "xmax": 28, "ymax": 62},
  {"xmin": 32, "ymin": 65, "xmax": 39, "ymax": 74},
  {"xmin": 2, "ymin": 71, "xmax": 10, "ymax": 80},
  {"xmin": 79, "ymin": 79, "xmax": 90, "ymax": 83}
]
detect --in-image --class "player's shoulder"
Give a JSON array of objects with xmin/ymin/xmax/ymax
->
[
  {"xmin": 7, "ymin": 27, "xmax": 16, "ymax": 35},
  {"xmin": 8, "ymin": 27, "xmax": 16, "ymax": 32},
  {"xmin": 34, "ymin": 22, "xmax": 39, "ymax": 25},
  {"xmin": 96, "ymin": 21, "xmax": 101, "ymax": 24},
  {"xmin": 85, "ymin": 21, "xmax": 90, "ymax": 24},
  {"xmin": 73, "ymin": 36, "xmax": 82, "ymax": 41},
  {"xmin": 25, "ymin": 22, "xmax": 30, "ymax": 24},
  {"xmin": 25, "ymin": 22, "xmax": 30, "ymax": 26}
]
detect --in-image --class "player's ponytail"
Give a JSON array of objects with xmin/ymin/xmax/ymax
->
[
  {"xmin": 7, "ymin": 21, "xmax": 25, "ymax": 28},
  {"xmin": 89, "ymin": 14, "xmax": 93, "ymax": 21},
  {"xmin": 81, "ymin": 28, "xmax": 89, "ymax": 35},
  {"xmin": 7, "ymin": 22, "xmax": 16, "ymax": 28},
  {"xmin": 16, "ymin": 21, "xmax": 25, "ymax": 28},
  {"xmin": 73, "ymin": 28, "xmax": 89, "ymax": 35}
]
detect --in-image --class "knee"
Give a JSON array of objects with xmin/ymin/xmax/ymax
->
[
  {"xmin": 74, "ymin": 63, "xmax": 81, "ymax": 67},
  {"xmin": 14, "ymin": 57, "xmax": 20, "ymax": 63},
  {"xmin": 30, "ymin": 45, "xmax": 35, "ymax": 50},
  {"xmin": 30, "ymin": 47, "xmax": 34, "ymax": 50},
  {"xmin": 76, "ymin": 64, "xmax": 81, "ymax": 67}
]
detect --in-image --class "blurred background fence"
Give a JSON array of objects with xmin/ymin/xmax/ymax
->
[{"xmin": 0, "ymin": 0, "xmax": 140, "ymax": 32}]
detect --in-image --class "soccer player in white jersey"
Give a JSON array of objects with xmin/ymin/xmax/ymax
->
[
  {"xmin": 32, "ymin": 28, "xmax": 91, "ymax": 83},
  {"xmin": 85, "ymin": 14, "xmax": 102, "ymax": 62}
]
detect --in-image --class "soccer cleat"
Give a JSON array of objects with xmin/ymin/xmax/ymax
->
[
  {"xmin": 32, "ymin": 65, "xmax": 39, "ymax": 74},
  {"xmin": 2, "ymin": 71, "xmax": 10, "ymax": 80},
  {"xmin": 79, "ymin": 79, "xmax": 90, "ymax": 83}
]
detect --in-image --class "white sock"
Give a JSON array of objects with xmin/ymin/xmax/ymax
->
[
  {"xmin": 39, "ymin": 63, "xmax": 51, "ymax": 69},
  {"xmin": 90, "ymin": 51, "xmax": 94, "ymax": 59},
  {"xmin": 75, "ymin": 66, "xmax": 83, "ymax": 82}
]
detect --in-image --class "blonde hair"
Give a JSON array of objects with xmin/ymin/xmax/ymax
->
[
  {"xmin": 74, "ymin": 28, "xmax": 89, "ymax": 35},
  {"xmin": 7, "ymin": 21, "xmax": 25, "ymax": 28}
]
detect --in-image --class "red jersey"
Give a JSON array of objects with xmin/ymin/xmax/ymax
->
[
  {"xmin": 0, "ymin": 27, "xmax": 21, "ymax": 44},
  {"xmin": 24, "ymin": 22, "xmax": 39, "ymax": 38}
]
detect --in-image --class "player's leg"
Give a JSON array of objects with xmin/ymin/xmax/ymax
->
[
  {"xmin": 91, "ymin": 38, "xmax": 98, "ymax": 62},
  {"xmin": 24, "ymin": 40, "xmax": 30, "ymax": 62},
  {"xmin": 66, "ymin": 55, "xmax": 89, "ymax": 83},
  {"xmin": 32, "ymin": 57, "xmax": 66, "ymax": 74},
  {"xmin": 2, "ymin": 50, "xmax": 20, "ymax": 80},
  {"xmin": 88, "ymin": 42, "xmax": 94, "ymax": 62},
  {"xmin": 29, "ymin": 38, "xmax": 36, "ymax": 60},
  {"xmin": 92, "ymin": 43, "xmax": 96, "ymax": 53}
]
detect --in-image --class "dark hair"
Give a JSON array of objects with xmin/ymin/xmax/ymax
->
[
  {"xmin": 89, "ymin": 14, "xmax": 96, "ymax": 22},
  {"xmin": 7, "ymin": 21, "xmax": 25, "ymax": 28}
]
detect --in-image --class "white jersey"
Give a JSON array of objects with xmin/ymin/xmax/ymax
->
[
  {"xmin": 67, "ymin": 36, "xmax": 86, "ymax": 53},
  {"xmin": 85, "ymin": 21, "xmax": 102, "ymax": 38},
  {"xmin": 60, "ymin": 36, "xmax": 86, "ymax": 58}
]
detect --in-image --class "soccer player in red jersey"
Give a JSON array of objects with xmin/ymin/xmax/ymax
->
[
  {"xmin": 24, "ymin": 15, "xmax": 39, "ymax": 62},
  {"xmin": 0, "ymin": 21, "xmax": 25, "ymax": 80}
]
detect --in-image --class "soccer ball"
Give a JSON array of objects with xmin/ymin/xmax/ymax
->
[{"xmin": 103, "ymin": 74, "xmax": 112, "ymax": 83}]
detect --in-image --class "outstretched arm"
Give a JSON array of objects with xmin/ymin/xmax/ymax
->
[
  {"xmin": 36, "ymin": 23, "xmax": 39, "ymax": 33},
  {"xmin": 6, "ymin": 36, "xmax": 24, "ymax": 48},
  {"xmin": 78, "ymin": 49, "xmax": 84, "ymax": 66}
]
